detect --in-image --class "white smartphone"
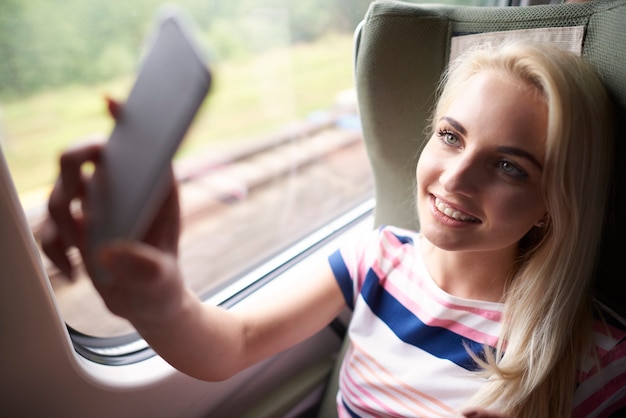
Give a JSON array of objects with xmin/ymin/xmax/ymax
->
[{"xmin": 86, "ymin": 8, "xmax": 211, "ymax": 265}]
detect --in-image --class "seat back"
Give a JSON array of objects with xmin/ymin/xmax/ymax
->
[
  {"xmin": 356, "ymin": 0, "xmax": 626, "ymax": 316},
  {"xmin": 317, "ymin": 1, "xmax": 626, "ymax": 415}
]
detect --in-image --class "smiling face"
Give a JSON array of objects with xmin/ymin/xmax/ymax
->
[{"xmin": 416, "ymin": 70, "xmax": 548, "ymax": 258}]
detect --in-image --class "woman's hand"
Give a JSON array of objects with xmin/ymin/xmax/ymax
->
[
  {"xmin": 40, "ymin": 142, "xmax": 103, "ymax": 279},
  {"xmin": 39, "ymin": 99, "xmax": 183, "ymax": 323}
]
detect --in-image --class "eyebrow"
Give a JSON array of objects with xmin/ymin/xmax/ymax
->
[
  {"xmin": 439, "ymin": 116, "xmax": 543, "ymax": 170},
  {"xmin": 497, "ymin": 147, "xmax": 543, "ymax": 170},
  {"xmin": 440, "ymin": 116, "xmax": 467, "ymax": 135}
]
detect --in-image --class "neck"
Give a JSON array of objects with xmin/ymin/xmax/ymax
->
[{"xmin": 420, "ymin": 236, "xmax": 517, "ymax": 302}]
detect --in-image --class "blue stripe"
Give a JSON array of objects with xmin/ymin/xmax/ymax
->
[
  {"xmin": 342, "ymin": 397, "xmax": 362, "ymax": 418},
  {"xmin": 361, "ymin": 269, "xmax": 489, "ymax": 371},
  {"xmin": 329, "ymin": 250, "xmax": 355, "ymax": 310},
  {"xmin": 390, "ymin": 231, "xmax": 414, "ymax": 246}
]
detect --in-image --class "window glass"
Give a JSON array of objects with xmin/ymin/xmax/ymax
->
[{"xmin": 0, "ymin": 0, "xmax": 499, "ymax": 340}]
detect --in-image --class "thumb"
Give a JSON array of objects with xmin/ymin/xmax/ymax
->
[
  {"xmin": 94, "ymin": 241, "xmax": 183, "ymax": 321},
  {"xmin": 97, "ymin": 241, "xmax": 165, "ymax": 283}
]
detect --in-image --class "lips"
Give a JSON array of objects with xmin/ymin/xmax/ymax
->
[{"xmin": 434, "ymin": 197, "xmax": 480, "ymax": 223}]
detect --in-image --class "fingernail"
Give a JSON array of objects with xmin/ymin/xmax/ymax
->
[{"xmin": 104, "ymin": 95, "xmax": 122, "ymax": 119}]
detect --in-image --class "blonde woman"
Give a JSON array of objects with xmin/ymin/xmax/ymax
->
[{"xmin": 42, "ymin": 41, "xmax": 625, "ymax": 417}]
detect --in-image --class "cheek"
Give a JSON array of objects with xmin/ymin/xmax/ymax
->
[
  {"xmin": 415, "ymin": 146, "xmax": 437, "ymax": 187},
  {"xmin": 489, "ymin": 189, "xmax": 545, "ymax": 229}
]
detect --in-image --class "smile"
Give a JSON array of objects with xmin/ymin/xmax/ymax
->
[{"xmin": 434, "ymin": 197, "xmax": 480, "ymax": 222}]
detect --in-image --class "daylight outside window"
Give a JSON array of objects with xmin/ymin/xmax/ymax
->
[
  {"xmin": 0, "ymin": 0, "xmax": 501, "ymax": 343},
  {"xmin": 0, "ymin": 0, "xmax": 376, "ymax": 340}
]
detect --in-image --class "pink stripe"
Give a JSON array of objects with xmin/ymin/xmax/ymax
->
[
  {"xmin": 342, "ymin": 363, "xmax": 397, "ymax": 416},
  {"xmin": 338, "ymin": 357, "xmax": 372, "ymax": 417},
  {"xmin": 593, "ymin": 320, "xmax": 626, "ymax": 342},
  {"xmin": 573, "ymin": 369, "xmax": 626, "ymax": 417},
  {"xmin": 355, "ymin": 258, "xmax": 368, "ymax": 290},
  {"xmin": 337, "ymin": 408, "xmax": 350, "ymax": 418},
  {"xmin": 351, "ymin": 341, "xmax": 457, "ymax": 416},
  {"xmin": 349, "ymin": 357, "xmax": 417, "ymax": 416},
  {"xmin": 377, "ymin": 269, "xmax": 501, "ymax": 347},
  {"xmin": 351, "ymin": 350, "xmax": 448, "ymax": 417},
  {"xmin": 339, "ymin": 344, "xmax": 396, "ymax": 417},
  {"xmin": 339, "ymin": 375, "xmax": 374, "ymax": 417},
  {"xmin": 599, "ymin": 395, "xmax": 626, "ymax": 418},
  {"xmin": 594, "ymin": 346, "xmax": 609, "ymax": 359},
  {"xmin": 578, "ymin": 339, "xmax": 626, "ymax": 382},
  {"xmin": 423, "ymin": 283, "xmax": 503, "ymax": 322}
]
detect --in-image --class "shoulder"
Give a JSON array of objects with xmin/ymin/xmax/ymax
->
[
  {"xmin": 573, "ymin": 302, "xmax": 626, "ymax": 417},
  {"xmin": 590, "ymin": 302, "xmax": 626, "ymax": 360},
  {"xmin": 328, "ymin": 225, "xmax": 421, "ymax": 300},
  {"xmin": 336, "ymin": 224, "xmax": 420, "ymax": 262},
  {"xmin": 379, "ymin": 225, "xmax": 419, "ymax": 242},
  {"xmin": 373, "ymin": 225, "xmax": 421, "ymax": 253},
  {"xmin": 368, "ymin": 225, "xmax": 422, "ymax": 269}
]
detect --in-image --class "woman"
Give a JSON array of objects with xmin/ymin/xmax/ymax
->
[{"xmin": 41, "ymin": 41, "xmax": 625, "ymax": 417}]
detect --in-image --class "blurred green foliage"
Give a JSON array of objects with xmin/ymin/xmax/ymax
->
[{"xmin": 0, "ymin": 0, "xmax": 372, "ymax": 100}]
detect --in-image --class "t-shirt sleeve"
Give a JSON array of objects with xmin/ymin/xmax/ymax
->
[
  {"xmin": 327, "ymin": 225, "xmax": 394, "ymax": 310},
  {"xmin": 574, "ymin": 306, "xmax": 626, "ymax": 417}
]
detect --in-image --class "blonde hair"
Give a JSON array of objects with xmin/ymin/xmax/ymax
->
[{"xmin": 432, "ymin": 42, "xmax": 614, "ymax": 417}]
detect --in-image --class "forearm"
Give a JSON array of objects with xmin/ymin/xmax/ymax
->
[
  {"xmin": 132, "ymin": 287, "xmax": 247, "ymax": 381},
  {"xmin": 94, "ymin": 244, "xmax": 345, "ymax": 382},
  {"xmin": 134, "ymin": 263, "xmax": 347, "ymax": 381}
]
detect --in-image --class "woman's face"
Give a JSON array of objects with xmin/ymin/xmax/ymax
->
[{"xmin": 416, "ymin": 70, "xmax": 548, "ymax": 256}]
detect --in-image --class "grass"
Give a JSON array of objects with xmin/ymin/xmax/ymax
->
[{"xmin": 1, "ymin": 33, "xmax": 355, "ymax": 206}]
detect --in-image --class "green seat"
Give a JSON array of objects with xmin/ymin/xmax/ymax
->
[{"xmin": 317, "ymin": 0, "xmax": 626, "ymax": 416}]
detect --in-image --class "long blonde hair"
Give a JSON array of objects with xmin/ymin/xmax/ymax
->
[{"xmin": 432, "ymin": 42, "xmax": 614, "ymax": 417}]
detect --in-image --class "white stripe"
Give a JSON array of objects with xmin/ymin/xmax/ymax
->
[
  {"xmin": 343, "ymin": 299, "xmax": 484, "ymax": 415},
  {"xmin": 574, "ymin": 355, "xmax": 626, "ymax": 407},
  {"xmin": 374, "ymin": 231, "xmax": 503, "ymax": 340},
  {"xmin": 583, "ymin": 384, "xmax": 626, "ymax": 418}
]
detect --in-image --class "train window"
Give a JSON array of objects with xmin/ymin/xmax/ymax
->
[{"xmin": 1, "ymin": 0, "xmax": 502, "ymax": 359}]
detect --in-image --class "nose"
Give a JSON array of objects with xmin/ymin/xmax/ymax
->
[{"xmin": 440, "ymin": 154, "xmax": 481, "ymax": 197}]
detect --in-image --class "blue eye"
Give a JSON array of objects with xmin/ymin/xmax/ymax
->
[
  {"xmin": 499, "ymin": 160, "xmax": 528, "ymax": 179},
  {"xmin": 437, "ymin": 129, "xmax": 459, "ymax": 146}
]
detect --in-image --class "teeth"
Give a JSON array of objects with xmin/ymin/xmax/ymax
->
[{"xmin": 435, "ymin": 198, "xmax": 476, "ymax": 222}]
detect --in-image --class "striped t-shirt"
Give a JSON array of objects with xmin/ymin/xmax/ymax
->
[{"xmin": 328, "ymin": 226, "xmax": 626, "ymax": 418}]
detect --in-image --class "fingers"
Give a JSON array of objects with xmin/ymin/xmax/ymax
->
[
  {"xmin": 43, "ymin": 143, "xmax": 103, "ymax": 278},
  {"xmin": 95, "ymin": 241, "xmax": 183, "ymax": 320},
  {"xmin": 47, "ymin": 143, "xmax": 102, "ymax": 248},
  {"xmin": 47, "ymin": 177, "xmax": 79, "ymax": 249},
  {"xmin": 98, "ymin": 241, "xmax": 164, "ymax": 282},
  {"xmin": 59, "ymin": 142, "xmax": 102, "ymax": 198},
  {"xmin": 39, "ymin": 218, "xmax": 74, "ymax": 278}
]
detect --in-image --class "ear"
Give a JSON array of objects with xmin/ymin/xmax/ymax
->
[{"xmin": 534, "ymin": 214, "xmax": 549, "ymax": 228}]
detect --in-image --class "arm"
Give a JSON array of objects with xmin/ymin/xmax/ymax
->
[
  {"xmin": 99, "ymin": 241, "xmax": 345, "ymax": 380},
  {"xmin": 40, "ymin": 142, "xmax": 346, "ymax": 381}
]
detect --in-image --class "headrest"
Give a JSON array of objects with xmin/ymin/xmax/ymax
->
[{"xmin": 355, "ymin": 0, "xmax": 626, "ymax": 315}]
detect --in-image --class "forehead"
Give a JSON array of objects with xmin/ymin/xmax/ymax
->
[
  {"xmin": 451, "ymin": 69, "xmax": 545, "ymax": 108},
  {"xmin": 441, "ymin": 70, "xmax": 548, "ymax": 154}
]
